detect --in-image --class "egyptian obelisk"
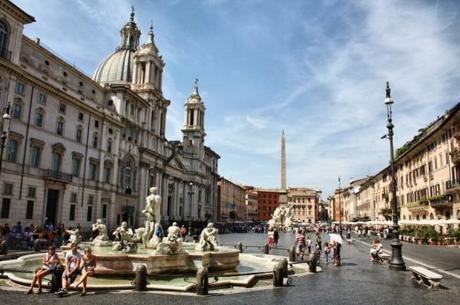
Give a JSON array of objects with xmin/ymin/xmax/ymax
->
[{"xmin": 281, "ymin": 130, "xmax": 287, "ymax": 191}]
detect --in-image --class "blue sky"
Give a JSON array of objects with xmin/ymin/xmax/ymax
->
[{"xmin": 14, "ymin": 0, "xmax": 460, "ymax": 197}]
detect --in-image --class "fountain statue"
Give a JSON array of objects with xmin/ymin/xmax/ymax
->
[
  {"xmin": 268, "ymin": 204, "xmax": 294, "ymax": 230},
  {"xmin": 195, "ymin": 223, "xmax": 219, "ymax": 252},
  {"xmin": 142, "ymin": 187, "xmax": 162, "ymax": 248},
  {"xmin": 112, "ymin": 221, "xmax": 137, "ymax": 253},
  {"xmin": 91, "ymin": 219, "xmax": 111, "ymax": 246},
  {"xmin": 155, "ymin": 222, "xmax": 183, "ymax": 255},
  {"xmin": 65, "ymin": 227, "xmax": 82, "ymax": 246}
]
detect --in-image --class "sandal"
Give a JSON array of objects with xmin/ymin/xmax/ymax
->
[
  {"xmin": 37, "ymin": 289, "xmax": 42, "ymax": 294},
  {"xmin": 25, "ymin": 289, "xmax": 33, "ymax": 295}
]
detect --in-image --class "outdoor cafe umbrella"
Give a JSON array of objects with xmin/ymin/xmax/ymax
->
[{"xmin": 328, "ymin": 233, "xmax": 344, "ymax": 244}]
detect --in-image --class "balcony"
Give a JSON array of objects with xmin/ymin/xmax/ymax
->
[
  {"xmin": 446, "ymin": 180, "xmax": 460, "ymax": 194},
  {"xmin": 42, "ymin": 169, "xmax": 73, "ymax": 183},
  {"xmin": 429, "ymin": 195, "xmax": 453, "ymax": 208},
  {"xmin": 406, "ymin": 201, "xmax": 429, "ymax": 211},
  {"xmin": 450, "ymin": 148, "xmax": 460, "ymax": 165}
]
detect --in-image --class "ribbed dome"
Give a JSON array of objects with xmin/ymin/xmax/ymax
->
[{"xmin": 92, "ymin": 49, "xmax": 134, "ymax": 84}]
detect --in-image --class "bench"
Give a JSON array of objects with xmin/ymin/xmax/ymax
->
[{"xmin": 408, "ymin": 266, "xmax": 443, "ymax": 289}]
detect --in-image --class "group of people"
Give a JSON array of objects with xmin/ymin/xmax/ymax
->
[
  {"xmin": 0, "ymin": 221, "xmax": 81, "ymax": 250},
  {"xmin": 26, "ymin": 243, "xmax": 96, "ymax": 297}
]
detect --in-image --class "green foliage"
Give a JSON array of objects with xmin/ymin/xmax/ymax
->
[
  {"xmin": 427, "ymin": 194, "xmax": 447, "ymax": 202},
  {"xmin": 447, "ymin": 228, "xmax": 460, "ymax": 239},
  {"xmin": 414, "ymin": 226, "xmax": 440, "ymax": 241}
]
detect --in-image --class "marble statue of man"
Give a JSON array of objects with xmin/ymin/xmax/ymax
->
[
  {"xmin": 92, "ymin": 219, "xmax": 109, "ymax": 243},
  {"xmin": 167, "ymin": 222, "xmax": 181, "ymax": 239},
  {"xmin": 142, "ymin": 187, "xmax": 161, "ymax": 248},
  {"xmin": 196, "ymin": 223, "xmax": 219, "ymax": 252},
  {"xmin": 155, "ymin": 222, "xmax": 183, "ymax": 255},
  {"xmin": 66, "ymin": 227, "xmax": 82, "ymax": 246},
  {"xmin": 112, "ymin": 221, "xmax": 135, "ymax": 252}
]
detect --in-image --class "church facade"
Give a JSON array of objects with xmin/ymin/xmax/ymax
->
[{"xmin": 0, "ymin": 0, "xmax": 219, "ymax": 230}]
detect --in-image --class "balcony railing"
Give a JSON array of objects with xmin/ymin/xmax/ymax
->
[
  {"xmin": 450, "ymin": 148, "xmax": 460, "ymax": 165},
  {"xmin": 42, "ymin": 169, "xmax": 73, "ymax": 183},
  {"xmin": 406, "ymin": 201, "xmax": 429, "ymax": 210}
]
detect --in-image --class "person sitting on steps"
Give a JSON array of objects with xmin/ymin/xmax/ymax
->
[
  {"xmin": 26, "ymin": 245, "xmax": 60, "ymax": 294},
  {"xmin": 73, "ymin": 247, "xmax": 96, "ymax": 296}
]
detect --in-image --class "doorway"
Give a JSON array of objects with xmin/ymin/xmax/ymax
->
[{"xmin": 45, "ymin": 189, "xmax": 59, "ymax": 226}]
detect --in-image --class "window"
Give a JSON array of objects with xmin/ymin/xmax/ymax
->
[
  {"xmin": 51, "ymin": 152, "xmax": 62, "ymax": 172},
  {"xmin": 35, "ymin": 108, "xmax": 44, "ymax": 127},
  {"xmin": 30, "ymin": 145, "xmax": 41, "ymax": 168},
  {"xmin": 15, "ymin": 82, "xmax": 25, "ymax": 95},
  {"xmin": 102, "ymin": 204, "xmax": 107, "ymax": 219},
  {"xmin": 59, "ymin": 103, "xmax": 66, "ymax": 114},
  {"xmin": 38, "ymin": 93, "xmax": 47, "ymax": 105},
  {"xmin": 7, "ymin": 139, "xmax": 18, "ymax": 162},
  {"xmin": 76, "ymin": 128, "xmax": 83, "ymax": 143},
  {"xmin": 94, "ymin": 120, "xmax": 99, "ymax": 128},
  {"xmin": 104, "ymin": 164, "xmax": 112, "ymax": 183},
  {"xmin": 72, "ymin": 156, "xmax": 81, "ymax": 177},
  {"xmin": 89, "ymin": 162, "xmax": 98, "ymax": 181},
  {"xmin": 12, "ymin": 102, "xmax": 22, "ymax": 119},
  {"xmin": 86, "ymin": 206, "xmax": 93, "ymax": 222},
  {"xmin": 78, "ymin": 112, "xmax": 84, "ymax": 121},
  {"xmin": 70, "ymin": 192, "xmax": 77, "ymax": 203},
  {"xmin": 92, "ymin": 133, "xmax": 98, "ymax": 149},
  {"xmin": 26, "ymin": 200, "xmax": 34, "ymax": 219},
  {"xmin": 88, "ymin": 195, "xmax": 94, "ymax": 205},
  {"xmin": 3, "ymin": 183, "xmax": 13, "ymax": 195},
  {"xmin": 107, "ymin": 138, "xmax": 112, "ymax": 153},
  {"xmin": 1, "ymin": 198, "xmax": 11, "ymax": 218},
  {"xmin": 69, "ymin": 204, "xmax": 75, "ymax": 221},
  {"xmin": 27, "ymin": 187, "xmax": 36, "ymax": 198},
  {"xmin": 56, "ymin": 117, "xmax": 64, "ymax": 136},
  {"xmin": 0, "ymin": 21, "xmax": 9, "ymax": 59}
]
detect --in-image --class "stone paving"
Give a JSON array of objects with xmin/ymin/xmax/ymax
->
[{"xmin": 0, "ymin": 232, "xmax": 458, "ymax": 305}]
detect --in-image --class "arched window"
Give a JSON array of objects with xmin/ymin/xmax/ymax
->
[
  {"xmin": 35, "ymin": 108, "xmax": 45, "ymax": 127},
  {"xmin": 0, "ymin": 21, "xmax": 9, "ymax": 58},
  {"xmin": 56, "ymin": 117, "xmax": 65, "ymax": 136},
  {"xmin": 430, "ymin": 213, "xmax": 434, "ymax": 220}
]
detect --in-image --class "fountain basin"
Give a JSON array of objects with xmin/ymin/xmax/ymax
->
[{"xmin": 94, "ymin": 249, "xmax": 240, "ymax": 275}]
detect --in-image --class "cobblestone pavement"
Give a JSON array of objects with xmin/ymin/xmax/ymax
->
[{"xmin": 0, "ymin": 232, "xmax": 458, "ymax": 305}]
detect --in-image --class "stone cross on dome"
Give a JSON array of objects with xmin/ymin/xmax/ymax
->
[
  {"xmin": 130, "ymin": 6, "xmax": 135, "ymax": 21},
  {"xmin": 193, "ymin": 78, "xmax": 199, "ymax": 95}
]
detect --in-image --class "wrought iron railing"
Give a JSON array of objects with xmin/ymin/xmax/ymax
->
[{"xmin": 42, "ymin": 169, "xmax": 73, "ymax": 182}]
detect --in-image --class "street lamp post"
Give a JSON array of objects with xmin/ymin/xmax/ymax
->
[
  {"xmin": 0, "ymin": 104, "xmax": 11, "ymax": 172},
  {"xmin": 338, "ymin": 176, "xmax": 343, "ymax": 237},
  {"xmin": 188, "ymin": 182, "xmax": 194, "ymax": 225},
  {"xmin": 384, "ymin": 82, "xmax": 406, "ymax": 271}
]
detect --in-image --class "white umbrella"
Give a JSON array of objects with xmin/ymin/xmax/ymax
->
[{"xmin": 328, "ymin": 233, "xmax": 344, "ymax": 244}]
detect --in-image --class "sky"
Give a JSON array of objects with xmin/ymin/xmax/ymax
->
[{"xmin": 13, "ymin": 0, "xmax": 460, "ymax": 198}]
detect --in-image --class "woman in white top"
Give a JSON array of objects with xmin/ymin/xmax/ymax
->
[{"xmin": 26, "ymin": 245, "xmax": 61, "ymax": 294}]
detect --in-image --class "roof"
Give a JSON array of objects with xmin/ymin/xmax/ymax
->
[
  {"xmin": 93, "ymin": 49, "xmax": 134, "ymax": 84},
  {"xmin": 1, "ymin": 0, "xmax": 35, "ymax": 24},
  {"xmin": 395, "ymin": 102, "xmax": 460, "ymax": 162}
]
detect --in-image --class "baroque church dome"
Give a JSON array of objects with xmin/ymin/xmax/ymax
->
[
  {"xmin": 93, "ymin": 49, "xmax": 134, "ymax": 84},
  {"xmin": 92, "ymin": 10, "xmax": 140, "ymax": 84}
]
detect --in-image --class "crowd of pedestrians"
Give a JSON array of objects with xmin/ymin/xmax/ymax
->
[{"xmin": 0, "ymin": 221, "xmax": 80, "ymax": 250}]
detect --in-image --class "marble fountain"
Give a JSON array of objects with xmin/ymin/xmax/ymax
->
[{"xmin": 0, "ymin": 188, "xmax": 308, "ymax": 292}]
